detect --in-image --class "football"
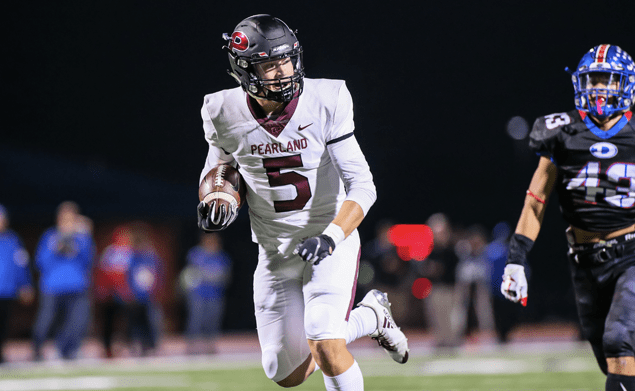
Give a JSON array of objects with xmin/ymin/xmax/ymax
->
[{"xmin": 199, "ymin": 164, "xmax": 246, "ymax": 210}]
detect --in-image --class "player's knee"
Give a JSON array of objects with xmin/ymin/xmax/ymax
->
[
  {"xmin": 603, "ymin": 324, "xmax": 633, "ymax": 357},
  {"xmin": 261, "ymin": 350, "xmax": 281, "ymax": 382}
]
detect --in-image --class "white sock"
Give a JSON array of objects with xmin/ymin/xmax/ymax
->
[
  {"xmin": 345, "ymin": 306, "xmax": 378, "ymax": 344},
  {"xmin": 323, "ymin": 360, "xmax": 364, "ymax": 391}
]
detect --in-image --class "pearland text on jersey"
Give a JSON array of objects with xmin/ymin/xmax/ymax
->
[{"xmin": 251, "ymin": 137, "xmax": 308, "ymax": 155}]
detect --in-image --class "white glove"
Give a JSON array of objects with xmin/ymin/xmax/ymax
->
[{"xmin": 501, "ymin": 264, "xmax": 528, "ymax": 306}]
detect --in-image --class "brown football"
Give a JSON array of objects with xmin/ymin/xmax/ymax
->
[{"xmin": 199, "ymin": 164, "xmax": 246, "ymax": 210}]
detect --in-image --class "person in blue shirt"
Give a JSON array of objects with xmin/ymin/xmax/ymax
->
[
  {"xmin": 125, "ymin": 221, "xmax": 163, "ymax": 357},
  {"xmin": 32, "ymin": 201, "xmax": 95, "ymax": 360},
  {"xmin": 181, "ymin": 233, "xmax": 232, "ymax": 354},
  {"xmin": 0, "ymin": 204, "xmax": 34, "ymax": 363}
]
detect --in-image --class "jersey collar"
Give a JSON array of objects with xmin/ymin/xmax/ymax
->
[
  {"xmin": 247, "ymin": 93, "xmax": 300, "ymax": 138},
  {"xmin": 579, "ymin": 110, "xmax": 633, "ymax": 140}
]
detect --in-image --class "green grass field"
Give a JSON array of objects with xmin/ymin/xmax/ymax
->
[{"xmin": 0, "ymin": 345, "xmax": 606, "ymax": 391}]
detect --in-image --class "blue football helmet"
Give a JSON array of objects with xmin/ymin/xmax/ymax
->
[{"xmin": 567, "ymin": 44, "xmax": 635, "ymax": 119}]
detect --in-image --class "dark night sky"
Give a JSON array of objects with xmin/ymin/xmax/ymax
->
[
  {"xmin": 4, "ymin": 1, "xmax": 633, "ymax": 225},
  {"xmin": 2, "ymin": 1, "xmax": 634, "ymax": 322}
]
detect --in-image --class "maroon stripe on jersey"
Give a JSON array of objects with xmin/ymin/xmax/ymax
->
[
  {"xmin": 596, "ymin": 45, "xmax": 610, "ymax": 63},
  {"xmin": 246, "ymin": 93, "xmax": 299, "ymax": 138},
  {"xmin": 345, "ymin": 246, "xmax": 361, "ymax": 322}
]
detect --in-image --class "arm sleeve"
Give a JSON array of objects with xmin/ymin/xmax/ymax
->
[
  {"xmin": 200, "ymin": 144, "xmax": 236, "ymax": 185},
  {"xmin": 326, "ymin": 82, "xmax": 377, "ymax": 215},
  {"xmin": 325, "ymin": 82, "xmax": 355, "ymax": 141},
  {"xmin": 34, "ymin": 232, "xmax": 55, "ymax": 272},
  {"xmin": 200, "ymin": 101, "xmax": 236, "ymax": 185},
  {"xmin": 328, "ymin": 136, "xmax": 377, "ymax": 215},
  {"xmin": 528, "ymin": 117, "xmax": 557, "ymax": 158},
  {"xmin": 76, "ymin": 234, "xmax": 95, "ymax": 269}
]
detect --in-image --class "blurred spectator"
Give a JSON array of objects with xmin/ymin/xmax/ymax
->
[
  {"xmin": 0, "ymin": 204, "xmax": 34, "ymax": 363},
  {"xmin": 125, "ymin": 222, "xmax": 163, "ymax": 357},
  {"xmin": 32, "ymin": 201, "xmax": 95, "ymax": 360},
  {"xmin": 181, "ymin": 232, "xmax": 232, "ymax": 355},
  {"xmin": 487, "ymin": 221, "xmax": 526, "ymax": 343},
  {"xmin": 413, "ymin": 213, "xmax": 460, "ymax": 349},
  {"xmin": 360, "ymin": 220, "xmax": 411, "ymax": 325},
  {"xmin": 450, "ymin": 224, "xmax": 496, "ymax": 343},
  {"xmin": 94, "ymin": 225, "xmax": 135, "ymax": 358}
]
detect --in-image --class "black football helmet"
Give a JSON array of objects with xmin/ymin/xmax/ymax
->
[{"xmin": 223, "ymin": 14, "xmax": 304, "ymax": 103}]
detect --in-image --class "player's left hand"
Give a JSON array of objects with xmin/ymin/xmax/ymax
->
[
  {"xmin": 501, "ymin": 264, "xmax": 528, "ymax": 306},
  {"xmin": 293, "ymin": 234, "xmax": 336, "ymax": 265}
]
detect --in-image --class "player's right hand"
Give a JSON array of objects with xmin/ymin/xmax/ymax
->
[
  {"xmin": 501, "ymin": 264, "xmax": 528, "ymax": 306},
  {"xmin": 197, "ymin": 201, "xmax": 237, "ymax": 232}
]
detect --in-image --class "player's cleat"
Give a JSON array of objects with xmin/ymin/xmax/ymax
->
[{"xmin": 357, "ymin": 289, "xmax": 409, "ymax": 364}]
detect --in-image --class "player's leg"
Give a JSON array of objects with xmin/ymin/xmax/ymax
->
[
  {"xmin": 318, "ymin": 231, "xmax": 408, "ymax": 364},
  {"xmin": 304, "ymin": 231, "xmax": 364, "ymax": 390},
  {"xmin": 604, "ymin": 265, "xmax": 635, "ymax": 390},
  {"xmin": 253, "ymin": 243, "xmax": 313, "ymax": 387},
  {"xmin": 355, "ymin": 289, "xmax": 409, "ymax": 363},
  {"xmin": 569, "ymin": 260, "xmax": 611, "ymax": 374},
  {"xmin": 344, "ymin": 304, "xmax": 377, "ymax": 345},
  {"xmin": 276, "ymin": 354, "xmax": 317, "ymax": 388},
  {"xmin": 308, "ymin": 338, "xmax": 363, "ymax": 391}
]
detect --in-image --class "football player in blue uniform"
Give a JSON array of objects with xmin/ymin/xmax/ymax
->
[{"xmin": 501, "ymin": 44, "xmax": 635, "ymax": 390}]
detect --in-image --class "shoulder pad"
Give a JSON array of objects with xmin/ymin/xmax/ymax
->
[
  {"xmin": 529, "ymin": 110, "xmax": 582, "ymax": 154},
  {"xmin": 532, "ymin": 110, "xmax": 582, "ymax": 135}
]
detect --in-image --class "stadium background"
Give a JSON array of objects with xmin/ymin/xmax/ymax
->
[{"xmin": 2, "ymin": 1, "xmax": 633, "ymax": 343}]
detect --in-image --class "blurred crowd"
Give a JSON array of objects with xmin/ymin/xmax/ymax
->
[
  {"xmin": 1, "ymin": 201, "xmax": 521, "ymax": 363},
  {"xmin": 357, "ymin": 212, "xmax": 524, "ymax": 350},
  {"xmin": 0, "ymin": 201, "xmax": 232, "ymax": 362}
]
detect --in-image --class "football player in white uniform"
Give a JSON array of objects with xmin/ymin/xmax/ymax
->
[{"xmin": 197, "ymin": 14, "xmax": 409, "ymax": 390}]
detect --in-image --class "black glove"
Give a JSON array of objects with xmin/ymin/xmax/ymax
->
[
  {"xmin": 293, "ymin": 234, "xmax": 336, "ymax": 265},
  {"xmin": 197, "ymin": 201, "xmax": 237, "ymax": 232}
]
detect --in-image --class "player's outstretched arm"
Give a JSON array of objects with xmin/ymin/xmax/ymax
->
[{"xmin": 502, "ymin": 156, "xmax": 557, "ymax": 306}]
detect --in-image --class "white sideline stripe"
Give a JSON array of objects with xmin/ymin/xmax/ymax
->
[
  {"xmin": 363, "ymin": 357, "xmax": 597, "ymax": 377},
  {"xmin": 0, "ymin": 376, "xmax": 192, "ymax": 391},
  {"xmin": 0, "ymin": 377, "xmax": 114, "ymax": 390}
]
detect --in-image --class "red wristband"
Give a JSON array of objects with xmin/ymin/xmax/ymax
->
[{"xmin": 526, "ymin": 190, "xmax": 546, "ymax": 205}]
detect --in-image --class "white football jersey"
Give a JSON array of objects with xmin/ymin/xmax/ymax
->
[{"xmin": 200, "ymin": 78, "xmax": 376, "ymax": 244}]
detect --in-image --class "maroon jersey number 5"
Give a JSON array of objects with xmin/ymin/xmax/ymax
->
[{"xmin": 263, "ymin": 155, "xmax": 312, "ymax": 212}]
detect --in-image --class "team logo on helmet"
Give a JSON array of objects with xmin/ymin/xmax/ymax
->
[
  {"xmin": 589, "ymin": 142, "xmax": 618, "ymax": 159},
  {"xmin": 229, "ymin": 31, "xmax": 249, "ymax": 52}
]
